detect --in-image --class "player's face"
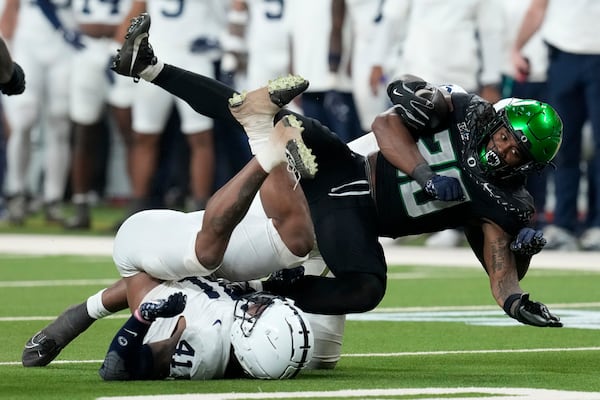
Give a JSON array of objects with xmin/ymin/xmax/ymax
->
[{"xmin": 485, "ymin": 126, "xmax": 526, "ymax": 168}]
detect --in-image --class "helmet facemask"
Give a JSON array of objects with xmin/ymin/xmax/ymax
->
[{"xmin": 230, "ymin": 292, "xmax": 314, "ymax": 380}]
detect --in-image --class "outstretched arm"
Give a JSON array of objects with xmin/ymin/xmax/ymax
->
[{"xmin": 475, "ymin": 220, "xmax": 562, "ymax": 327}]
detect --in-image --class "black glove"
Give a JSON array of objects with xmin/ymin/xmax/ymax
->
[
  {"xmin": 424, "ymin": 175, "xmax": 465, "ymax": 201},
  {"xmin": 510, "ymin": 227, "xmax": 546, "ymax": 256},
  {"xmin": 0, "ymin": 62, "xmax": 25, "ymax": 95},
  {"xmin": 387, "ymin": 75, "xmax": 449, "ymax": 133},
  {"xmin": 217, "ymin": 278, "xmax": 256, "ymax": 297},
  {"xmin": 504, "ymin": 293, "xmax": 562, "ymax": 327},
  {"xmin": 139, "ymin": 292, "xmax": 187, "ymax": 322}
]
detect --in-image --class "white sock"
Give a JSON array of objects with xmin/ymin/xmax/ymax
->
[
  {"xmin": 254, "ymin": 140, "xmax": 285, "ymax": 173},
  {"xmin": 139, "ymin": 59, "xmax": 165, "ymax": 82},
  {"xmin": 86, "ymin": 289, "xmax": 113, "ymax": 319}
]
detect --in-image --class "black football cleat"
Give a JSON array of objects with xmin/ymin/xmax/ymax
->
[
  {"xmin": 111, "ymin": 13, "xmax": 157, "ymax": 81},
  {"xmin": 22, "ymin": 303, "xmax": 95, "ymax": 367},
  {"xmin": 22, "ymin": 331, "xmax": 62, "ymax": 367}
]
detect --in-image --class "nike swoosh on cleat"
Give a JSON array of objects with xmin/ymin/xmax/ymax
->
[
  {"xmin": 212, "ymin": 319, "xmax": 222, "ymax": 326},
  {"xmin": 24, "ymin": 335, "xmax": 43, "ymax": 349},
  {"xmin": 130, "ymin": 33, "xmax": 149, "ymax": 75}
]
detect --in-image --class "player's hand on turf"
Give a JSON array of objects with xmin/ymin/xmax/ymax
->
[
  {"xmin": 424, "ymin": 175, "xmax": 465, "ymax": 201},
  {"xmin": 510, "ymin": 227, "xmax": 546, "ymax": 256},
  {"xmin": 509, "ymin": 293, "xmax": 563, "ymax": 328},
  {"xmin": 139, "ymin": 292, "xmax": 187, "ymax": 322}
]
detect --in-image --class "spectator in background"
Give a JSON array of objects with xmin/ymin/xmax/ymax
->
[
  {"xmin": 61, "ymin": 0, "xmax": 136, "ymax": 229},
  {"xmin": 0, "ymin": 25, "xmax": 26, "ymax": 218},
  {"xmin": 330, "ymin": 0, "xmax": 399, "ymax": 134},
  {"xmin": 512, "ymin": 0, "xmax": 600, "ymax": 250},
  {"xmin": 0, "ymin": 0, "xmax": 76, "ymax": 226},
  {"xmin": 285, "ymin": 0, "xmax": 363, "ymax": 143},
  {"xmin": 224, "ymin": 0, "xmax": 289, "ymax": 90},
  {"xmin": 500, "ymin": 0, "xmax": 549, "ymax": 230},
  {"xmin": 114, "ymin": 0, "xmax": 227, "ymax": 221},
  {"xmin": 385, "ymin": 0, "xmax": 505, "ymax": 248}
]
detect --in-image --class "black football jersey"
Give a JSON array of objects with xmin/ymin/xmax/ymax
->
[{"xmin": 374, "ymin": 93, "xmax": 534, "ymax": 238}]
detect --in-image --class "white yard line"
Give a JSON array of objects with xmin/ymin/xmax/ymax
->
[
  {"xmin": 2, "ymin": 346, "xmax": 600, "ymax": 367},
  {"xmin": 1, "ymin": 234, "xmax": 599, "ymax": 270},
  {"xmin": 95, "ymin": 387, "xmax": 600, "ymax": 400}
]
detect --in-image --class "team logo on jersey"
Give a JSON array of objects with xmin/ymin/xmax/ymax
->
[{"xmin": 457, "ymin": 122, "xmax": 470, "ymax": 142}]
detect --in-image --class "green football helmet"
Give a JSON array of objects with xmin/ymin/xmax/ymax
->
[{"xmin": 479, "ymin": 99, "xmax": 563, "ymax": 179}]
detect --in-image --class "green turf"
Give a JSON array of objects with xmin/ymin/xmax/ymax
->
[
  {"xmin": 1, "ymin": 254, "xmax": 599, "ymax": 399},
  {"xmin": 0, "ymin": 204, "xmax": 131, "ymax": 236}
]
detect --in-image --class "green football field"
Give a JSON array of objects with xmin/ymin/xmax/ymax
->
[{"xmin": 1, "ymin": 250, "xmax": 600, "ymax": 400}]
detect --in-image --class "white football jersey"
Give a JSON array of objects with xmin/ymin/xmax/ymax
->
[
  {"xmin": 71, "ymin": 0, "xmax": 133, "ymax": 25},
  {"xmin": 15, "ymin": 0, "xmax": 77, "ymax": 42},
  {"xmin": 145, "ymin": 0, "xmax": 229, "ymax": 62},
  {"xmin": 284, "ymin": 0, "xmax": 351, "ymax": 91},
  {"xmin": 243, "ymin": 0, "xmax": 290, "ymax": 88},
  {"xmin": 397, "ymin": 0, "xmax": 504, "ymax": 90},
  {"xmin": 142, "ymin": 278, "xmax": 236, "ymax": 380}
]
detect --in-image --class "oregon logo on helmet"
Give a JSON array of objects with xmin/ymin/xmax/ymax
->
[{"xmin": 503, "ymin": 100, "xmax": 563, "ymax": 167}]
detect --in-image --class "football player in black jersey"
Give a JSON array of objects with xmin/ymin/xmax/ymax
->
[
  {"xmin": 20, "ymin": 14, "xmax": 564, "ymax": 370},
  {"xmin": 106, "ymin": 16, "xmax": 562, "ymax": 327}
]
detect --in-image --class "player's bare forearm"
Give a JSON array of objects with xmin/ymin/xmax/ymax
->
[
  {"xmin": 481, "ymin": 222, "xmax": 522, "ymax": 306},
  {"xmin": 196, "ymin": 160, "xmax": 268, "ymax": 268},
  {"xmin": 371, "ymin": 108, "xmax": 427, "ymax": 176}
]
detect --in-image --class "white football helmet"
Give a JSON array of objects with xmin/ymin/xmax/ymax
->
[{"xmin": 230, "ymin": 293, "xmax": 314, "ymax": 379}]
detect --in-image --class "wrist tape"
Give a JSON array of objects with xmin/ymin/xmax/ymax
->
[
  {"xmin": 412, "ymin": 162, "xmax": 435, "ymax": 187},
  {"xmin": 503, "ymin": 293, "xmax": 522, "ymax": 317}
]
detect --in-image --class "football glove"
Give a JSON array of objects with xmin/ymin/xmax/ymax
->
[
  {"xmin": 504, "ymin": 293, "xmax": 562, "ymax": 328},
  {"xmin": 424, "ymin": 175, "xmax": 465, "ymax": 202},
  {"xmin": 138, "ymin": 292, "xmax": 187, "ymax": 322},
  {"xmin": 0, "ymin": 62, "xmax": 25, "ymax": 96},
  {"xmin": 510, "ymin": 227, "xmax": 546, "ymax": 256},
  {"xmin": 218, "ymin": 278, "xmax": 256, "ymax": 297},
  {"xmin": 387, "ymin": 75, "xmax": 449, "ymax": 133}
]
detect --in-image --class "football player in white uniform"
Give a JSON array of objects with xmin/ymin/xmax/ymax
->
[
  {"xmin": 330, "ymin": 0, "xmax": 396, "ymax": 133},
  {"xmin": 0, "ymin": 0, "xmax": 73, "ymax": 224},
  {"xmin": 115, "ymin": 0, "xmax": 229, "ymax": 217},
  {"xmin": 98, "ymin": 273, "xmax": 313, "ymax": 380},
  {"xmin": 63, "ymin": 0, "xmax": 136, "ymax": 229},
  {"xmin": 224, "ymin": 0, "xmax": 290, "ymax": 90},
  {"xmin": 284, "ymin": 0, "xmax": 363, "ymax": 142},
  {"xmin": 23, "ymin": 87, "xmax": 342, "ymax": 370}
]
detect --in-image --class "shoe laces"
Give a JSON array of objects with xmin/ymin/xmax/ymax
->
[{"xmin": 284, "ymin": 149, "xmax": 302, "ymax": 190}]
